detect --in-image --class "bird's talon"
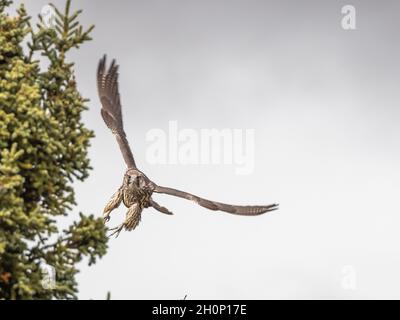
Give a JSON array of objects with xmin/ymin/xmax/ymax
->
[{"xmin": 108, "ymin": 224, "xmax": 124, "ymax": 238}]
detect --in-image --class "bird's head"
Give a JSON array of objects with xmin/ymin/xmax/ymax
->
[
  {"xmin": 124, "ymin": 169, "xmax": 141, "ymax": 187},
  {"xmin": 124, "ymin": 168, "xmax": 150, "ymax": 189}
]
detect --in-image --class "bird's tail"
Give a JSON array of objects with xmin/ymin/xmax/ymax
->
[{"xmin": 124, "ymin": 204, "xmax": 142, "ymax": 231}]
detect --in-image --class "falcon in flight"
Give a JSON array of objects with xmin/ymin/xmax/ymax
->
[{"xmin": 97, "ymin": 55, "xmax": 278, "ymax": 237}]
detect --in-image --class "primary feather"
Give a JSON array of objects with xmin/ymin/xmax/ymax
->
[{"xmin": 97, "ymin": 55, "xmax": 136, "ymax": 169}]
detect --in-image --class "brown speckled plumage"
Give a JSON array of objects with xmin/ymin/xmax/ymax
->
[{"xmin": 97, "ymin": 55, "xmax": 278, "ymax": 237}]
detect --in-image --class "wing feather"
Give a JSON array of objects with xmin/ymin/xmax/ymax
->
[
  {"xmin": 97, "ymin": 55, "xmax": 136, "ymax": 169},
  {"xmin": 154, "ymin": 186, "xmax": 278, "ymax": 216}
]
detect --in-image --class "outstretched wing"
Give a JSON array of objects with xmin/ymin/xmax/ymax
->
[
  {"xmin": 154, "ymin": 186, "xmax": 278, "ymax": 216},
  {"xmin": 97, "ymin": 55, "xmax": 136, "ymax": 169}
]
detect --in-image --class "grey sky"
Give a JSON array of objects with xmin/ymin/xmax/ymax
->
[{"xmin": 10, "ymin": 0, "xmax": 400, "ymax": 299}]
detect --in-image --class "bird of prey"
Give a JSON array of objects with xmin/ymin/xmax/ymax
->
[{"xmin": 97, "ymin": 55, "xmax": 278, "ymax": 237}]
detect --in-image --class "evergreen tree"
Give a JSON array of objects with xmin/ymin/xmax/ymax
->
[{"xmin": 0, "ymin": 0, "xmax": 108, "ymax": 299}]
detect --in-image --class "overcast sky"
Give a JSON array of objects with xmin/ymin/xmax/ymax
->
[{"xmin": 10, "ymin": 0, "xmax": 400, "ymax": 299}]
